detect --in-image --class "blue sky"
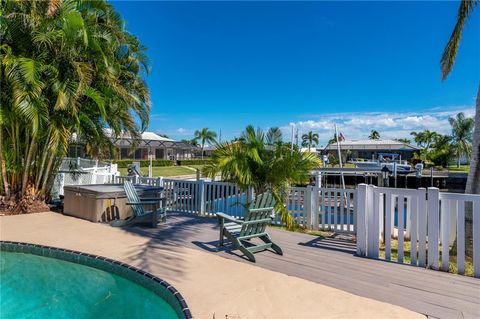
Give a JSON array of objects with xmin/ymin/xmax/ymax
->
[{"xmin": 113, "ymin": 1, "xmax": 479, "ymax": 145}]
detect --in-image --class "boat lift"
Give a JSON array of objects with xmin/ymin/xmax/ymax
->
[{"xmin": 312, "ymin": 167, "xmax": 393, "ymax": 188}]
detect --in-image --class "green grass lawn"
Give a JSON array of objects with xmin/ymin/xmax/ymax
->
[
  {"xmin": 379, "ymin": 239, "xmax": 474, "ymax": 277},
  {"xmin": 118, "ymin": 165, "xmax": 204, "ymax": 177},
  {"xmin": 447, "ymin": 165, "xmax": 470, "ymax": 173}
]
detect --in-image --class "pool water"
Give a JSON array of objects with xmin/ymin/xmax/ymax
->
[{"xmin": 0, "ymin": 252, "xmax": 179, "ymax": 319}]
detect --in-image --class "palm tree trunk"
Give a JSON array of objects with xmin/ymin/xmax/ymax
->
[
  {"xmin": 463, "ymin": 85, "xmax": 480, "ymax": 257},
  {"xmin": 0, "ymin": 127, "xmax": 9, "ymax": 198},
  {"xmin": 21, "ymin": 136, "xmax": 37, "ymax": 196},
  {"xmin": 201, "ymin": 141, "xmax": 204, "ymax": 160}
]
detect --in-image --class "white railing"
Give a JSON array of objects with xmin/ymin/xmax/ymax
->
[
  {"xmin": 438, "ymin": 192, "xmax": 480, "ymax": 275},
  {"xmin": 51, "ymin": 158, "xmax": 118, "ymax": 198},
  {"xmin": 114, "ymin": 176, "xmax": 162, "ymax": 186},
  {"xmin": 161, "ymin": 179, "xmax": 249, "ymax": 217},
  {"xmin": 288, "ymin": 186, "xmax": 356, "ymax": 233},
  {"xmin": 357, "ymin": 184, "xmax": 480, "ymax": 278}
]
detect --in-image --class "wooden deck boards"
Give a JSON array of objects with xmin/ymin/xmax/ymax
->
[{"xmin": 126, "ymin": 212, "xmax": 480, "ymax": 319}]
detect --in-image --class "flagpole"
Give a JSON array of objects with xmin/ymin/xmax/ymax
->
[{"xmin": 334, "ymin": 124, "xmax": 346, "ymax": 189}]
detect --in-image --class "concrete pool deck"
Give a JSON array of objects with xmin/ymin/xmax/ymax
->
[{"xmin": 0, "ymin": 212, "xmax": 427, "ymax": 319}]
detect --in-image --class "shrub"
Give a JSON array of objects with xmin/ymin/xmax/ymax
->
[
  {"xmin": 113, "ymin": 159, "xmax": 173, "ymax": 168},
  {"xmin": 176, "ymin": 159, "xmax": 210, "ymax": 166}
]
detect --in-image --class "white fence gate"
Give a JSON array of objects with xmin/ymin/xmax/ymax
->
[{"xmin": 356, "ymin": 184, "xmax": 480, "ymax": 278}]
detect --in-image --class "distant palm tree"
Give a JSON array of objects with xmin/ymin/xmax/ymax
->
[
  {"xmin": 266, "ymin": 127, "xmax": 283, "ymax": 145},
  {"xmin": 449, "ymin": 112, "xmax": 474, "ymax": 167},
  {"xmin": 194, "ymin": 128, "xmax": 217, "ymax": 159},
  {"xmin": 368, "ymin": 130, "xmax": 380, "ymax": 140},
  {"xmin": 301, "ymin": 131, "xmax": 319, "ymax": 151},
  {"xmin": 411, "ymin": 130, "xmax": 438, "ymax": 161},
  {"xmin": 327, "ymin": 134, "xmax": 339, "ymax": 146},
  {"xmin": 430, "ymin": 134, "xmax": 454, "ymax": 168},
  {"xmin": 410, "ymin": 130, "xmax": 438, "ymax": 150},
  {"xmin": 395, "ymin": 138, "xmax": 411, "ymax": 144},
  {"xmin": 203, "ymin": 125, "xmax": 320, "ymax": 229}
]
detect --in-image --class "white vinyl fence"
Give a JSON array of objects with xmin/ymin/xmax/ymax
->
[
  {"xmin": 161, "ymin": 179, "xmax": 249, "ymax": 217},
  {"xmin": 52, "ymin": 161, "xmax": 119, "ymax": 197},
  {"xmin": 356, "ymin": 184, "xmax": 480, "ymax": 278},
  {"xmin": 288, "ymin": 186, "xmax": 357, "ymax": 233},
  {"xmin": 68, "ymin": 172, "xmax": 480, "ymax": 277}
]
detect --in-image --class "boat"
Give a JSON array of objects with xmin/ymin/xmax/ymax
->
[{"xmin": 351, "ymin": 153, "xmax": 412, "ymax": 174}]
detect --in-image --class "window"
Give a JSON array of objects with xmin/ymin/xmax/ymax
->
[
  {"xmin": 134, "ymin": 149, "xmax": 142, "ymax": 159},
  {"xmin": 120, "ymin": 148, "xmax": 129, "ymax": 159},
  {"xmin": 155, "ymin": 148, "xmax": 164, "ymax": 159}
]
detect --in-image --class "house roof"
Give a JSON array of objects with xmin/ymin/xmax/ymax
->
[
  {"xmin": 103, "ymin": 129, "xmax": 174, "ymax": 142},
  {"xmin": 323, "ymin": 139, "xmax": 422, "ymax": 151},
  {"xmin": 72, "ymin": 129, "xmax": 197, "ymax": 149}
]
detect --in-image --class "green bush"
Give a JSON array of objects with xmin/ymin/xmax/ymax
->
[
  {"xmin": 113, "ymin": 159, "xmax": 173, "ymax": 168},
  {"xmin": 176, "ymin": 159, "xmax": 210, "ymax": 166}
]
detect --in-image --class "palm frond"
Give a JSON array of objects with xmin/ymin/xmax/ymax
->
[{"xmin": 441, "ymin": 0, "xmax": 478, "ymax": 80}]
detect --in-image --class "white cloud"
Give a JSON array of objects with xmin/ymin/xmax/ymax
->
[
  {"xmin": 282, "ymin": 106, "xmax": 475, "ymax": 146},
  {"xmin": 175, "ymin": 128, "xmax": 191, "ymax": 136}
]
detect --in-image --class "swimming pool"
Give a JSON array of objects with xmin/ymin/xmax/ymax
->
[{"xmin": 0, "ymin": 242, "xmax": 192, "ymax": 319}]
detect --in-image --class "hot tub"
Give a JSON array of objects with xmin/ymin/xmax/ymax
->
[{"xmin": 63, "ymin": 184, "xmax": 163, "ymax": 222}]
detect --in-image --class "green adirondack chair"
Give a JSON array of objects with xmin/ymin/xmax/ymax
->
[
  {"xmin": 217, "ymin": 192, "xmax": 283, "ymax": 262},
  {"xmin": 111, "ymin": 181, "xmax": 166, "ymax": 227}
]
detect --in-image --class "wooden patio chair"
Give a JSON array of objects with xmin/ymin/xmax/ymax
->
[
  {"xmin": 111, "ymin": 181, "xmax": 166, "ymax": 227},
  {"xmin": 217, "ymin": 192, "xmax": 283, "ymax": 262}
]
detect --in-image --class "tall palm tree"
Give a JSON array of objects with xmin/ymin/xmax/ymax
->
[
  {"xmin": 194, "ymin": 128, "xmax": 217, "ymax": 159},
  {"xmin": 441, "ymin": 0, "xmax": 479, "ymax": 257},
  {"xmin": 0, "ymin": 0, "xmax": 150, "ymax": 210},
  {"xmin": 368, "ymin": 130, "xmax": 380, "ymax": 140},
  {"xmin": 203, "ymin": 125, "xmax": 320, "ymax": 229},
  {"xmin": 301, "ymin": 131, "xmax": 319, "ymax": 151},
  {"xmin": 449, "ymin": 112, "xmax": 474, "ymax": 167},
  {"xmin": 266, "ymin": 127, "xmax": 283, "ymax": 145}
]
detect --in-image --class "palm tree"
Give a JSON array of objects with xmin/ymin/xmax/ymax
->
[
  {"xmin": 194, "ymin": 128, "xmax": 217, "ymax": 159},
  {"xmin": 0, "ymin": 0, "xmax": 150, "ymax": 210},
  {"xmin": 203, "ymin": 125, "xmax": 320, "ymax": 229},
  {"xmin": 266, "ymin": 127, "xmax": 283, "ymax": 145},
  {"xmin": 368, "ymin": 130, "xmax": 380, "ymax": 140},
  {"xmin": 410, "ymin": 130, "xmax": 438, "ymax": 160},
  {"xmin": 395, "ymin": 138, "xmax": 411, "ymax": 144},
  {"xmin": 449, "ymin": 112, "xmax": 474, "ymax": 167},
  {"xmin": 301, "ymin": 131, "xmax": 319, "ymax": 151},
  {"xmin": 430, "ymin": 134, "xmax": 453, "ymax": 168},
  {"xmin": 441, "ymin": 0, "xmax": 479, "ymax": 257},
  {"xmin": 327, "ymin": 134, "xmax": 339, "ymax": 146}
]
